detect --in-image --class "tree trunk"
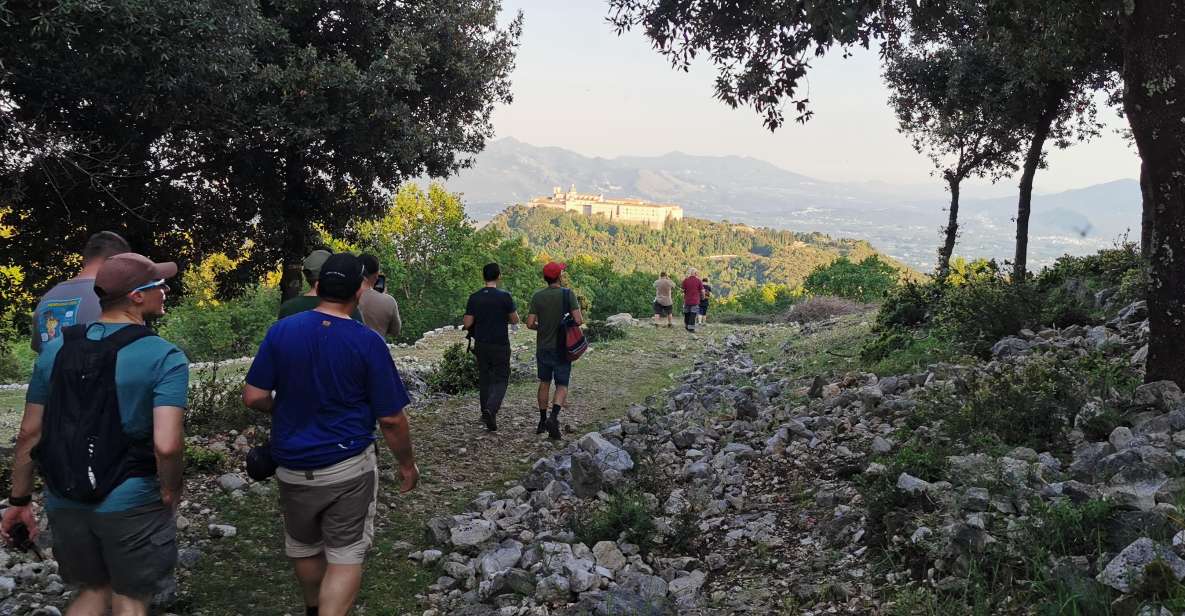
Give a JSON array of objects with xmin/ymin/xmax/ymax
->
[
  {"xmin": 1013, "ymin": 93, "xmax": 1062, "ymax": 282},
  {"xmin": 936, "ymin": 174, "xmax": 962, "ymax": 281},
  {"xmin": 279, "ymin": 150, "xmax": 307, "ymax": 302},
  {"xmin": 1124, "ymin": 0, "xmax": 1185, "ymax": 384},
  {"xmin": 1140, "ymin": 159, "xmax": 1154, "ymax": 258}
]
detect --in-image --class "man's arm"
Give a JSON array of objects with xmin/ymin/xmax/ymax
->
[
  {"xmin": 153, "ymin": 406, "xmax": 184, "ymax": 510},
  {"xmin": 378, "ymin": 413, "xmax": 418, "ymax": 493},
  {"xmin": 462, "ymin": 314, "xmax": 475, "ymax": 330},
  {"xmin": 388, "ymin": 299, "xmax": 401, "ymax": 339},
  {"xmin": 1, "ymin": 403, "xmax": 43, "ymax": 541},
  {"xmin": 570, "ymin": 308, "xmax": 584, "ymax": 326},
  {"xmin": 507, "ymin": 311, "xmax": 521, "ymax": 325},
  {"xmin": 526, "ymin": 314, "xmax": 538, "ymax": 330},
  {"xmin": 242, "ymin": 384, "xmax": 274, "ymax": 413}
]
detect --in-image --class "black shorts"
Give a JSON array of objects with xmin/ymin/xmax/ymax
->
[
  {"xmin": 653, "ymin": 302, "xmax": 673, "ymax": 316},
  {"xmin": 48, "ymin": 502, "xmax": 177, "ymax": 597},
  {"xmin": 699, "ymin": 301, "xmax": 710, "ymax": 315}
]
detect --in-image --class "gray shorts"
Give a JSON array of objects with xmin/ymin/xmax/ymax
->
[
  {"xmin": 277, "ymin": 447, "xmax": 378, "ymax": 565},
  {"xmin": 47, "ymin": 502, "xmax": 177, "ymax": 597}
]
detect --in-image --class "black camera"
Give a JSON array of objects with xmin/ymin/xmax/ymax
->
[{"xmin": 374, "ymin": 274, "xmax": 386, "ymax": 293}]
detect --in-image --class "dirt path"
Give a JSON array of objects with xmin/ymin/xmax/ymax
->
[{"xmin": 174, "ymin": 323, "xmax": 758, "ymax": 615}]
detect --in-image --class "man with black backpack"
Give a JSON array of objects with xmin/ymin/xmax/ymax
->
[
  {"xmin": 526, "ymin": 262, "xmax": 583, "ymax": 440},
  {"xmin": 2, "ymin": 253, "xmax": 187, "ymax": 616}
]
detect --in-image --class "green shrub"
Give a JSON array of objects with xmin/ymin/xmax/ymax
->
[
  {"xmin": 1040, "ymin": 284, "xmax": 1098, "ymax": 328},
  {"xmin": 1031, "ymin": 500, "xmax": 1115, "ymax": 557},
  {"xmin": 935, "ymin": 277, "xmax": 1041, "ymax": 357},
  {"xmin": 158, "ymin": 284, "xmax": 278, "ymax": 362},
  {"xmin": 582, "ymin": 320, "xmax": 626, "ymax": 344},
  {"xmin": 568, "ymin": 490, "xmax": 656, "ymax": 553},
  {"xmin": 186, "ymin": 445, "xmax": 229, "ymax": 473},
  {"xmin": 877, "ymin": 281, "xmax": 943, "ymax": 329},
  {"xmin": 860, "ymin": 327, "xmax": 914, "ymax": 364},
  {"xmin": 1113, "ymin": 264, "xmax": 1149, "ymax": 309},
  {"xmin": 1036, "ymin": 243, "xmax": 1143, "ymax": 292},
  {"xmin": 187, "ymin": 367, "xmax": 259, "ymax": 436},
  {"xmin": 804, "ymin": 256, "xmax": 899, "ymax": 303},
  {"xmin": 427, "ymin": 342, "xmax": 479, "ymax": 394}
]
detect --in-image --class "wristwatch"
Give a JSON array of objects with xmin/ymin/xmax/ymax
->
[{"xmin": 7, "ymin": 494, "xmax": 31, "ymax": 507}]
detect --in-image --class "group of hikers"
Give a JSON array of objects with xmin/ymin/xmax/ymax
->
[
  {"xmin": 1, "ymin": 231, "xmax": 587, "ymax": 615},
  {"xmin": 652, "ymin": 268, "xmax": 712, "ymax": 332}
]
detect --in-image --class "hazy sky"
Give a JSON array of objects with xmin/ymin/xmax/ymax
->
[{"xmin": 491, "ymin": 0, "xmax": 1140, "ymax": 195}]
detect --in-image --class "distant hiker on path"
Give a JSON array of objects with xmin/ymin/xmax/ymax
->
[
  {"xmin": 682, "ymin": 268, "xmax": 704, "ymax": 332},
  {"xmin": 30, "ymin": 230, "xmax": 131, "ymax": 353},
  {"xmin": 699, "ymin": 277, "xmax": 712, "ymax": 325},
  {"xmin": 464, "ymin": 262, "xmax": 520, "ymax": 432},
  {"xmin": 653, "ymin": 272, "xmax": 675, "ymax": 328},
  {"xmin": 5, "ymin": 253, "xmax": 188, "ymax": 616},
  {"xmin": 243, "ymin": 253, "xmax": 418, "ymax": 616},
  {"xmin": 527, "ymin": 262, "xmax": 583, "ymax": 440},
  {"xmin": 358, "ymin": 254, "xmax": 402, "ymax": 340},
  {"xmin": 278, "ymin": 249, "xmax": 363, "ymax": 323}
]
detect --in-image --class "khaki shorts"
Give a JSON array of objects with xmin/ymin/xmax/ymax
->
[{"xmin": 277, "ymin": 447, "xmax": 378, "ymax": 565}]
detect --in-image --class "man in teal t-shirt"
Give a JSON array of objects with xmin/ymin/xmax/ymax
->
[{"xmin": 2, "ymin": 253, "xmax": 188, "ymax": 614}]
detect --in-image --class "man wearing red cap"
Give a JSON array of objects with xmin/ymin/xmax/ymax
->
[
  {"xmin": 3, "ymin": 253, "xmax": 188, "ymax": 616},
  {"xmin": 526, "ymin": 262, "xmax": 583, "ymax": 439}
]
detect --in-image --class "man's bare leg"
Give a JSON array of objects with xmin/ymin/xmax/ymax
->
[
  {"xmin": 318, "ymin": 563, "xmax": 363, "ymax": 616},
  {"xmin": 537, "ymin": 381, "xmax": 551, "ymax": 411},
  {"xmin": 554, "ymin": 385, "xmax": 568, "ymax": 408},
  {"xmin": 110, "ymin": 593, "xmax": 150, "ymax": 616},
  {"xmin": 293, "ymin": 554, "xmax": 328, "ymax": 609},
  {"xmin": 66, "ymin": 586, "xmax": 112, "ymax": 616}
]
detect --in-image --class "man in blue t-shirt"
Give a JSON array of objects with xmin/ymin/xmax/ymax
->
[
  {"xmin": 3, "ymin": 252, "xmax": 187, "ymax": 614},
  {"xmin": 243, "ymin": 252, "xmax": 418, "ymax": 616},
  {"xmin": 463, "ymin": 262, "xmax": 520, "ymax": 432}
]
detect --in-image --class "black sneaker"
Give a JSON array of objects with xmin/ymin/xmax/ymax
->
[
  {"xmin": 486, "ymin": 410, "xmax": 497, "ymax": 432},
  {"xmin": 536, "ymin": 411, "xmax": 548, "ymax": 435},
  {"xmin": 546, "ymin": 410, "xmax": 562, "ymax": 440}
]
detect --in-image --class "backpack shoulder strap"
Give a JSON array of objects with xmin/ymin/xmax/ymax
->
[
  {"xmin": 101, "ymin": 324, "xmax": 156, "ymax": 351},
  {"xmin": 562, "ymin": 288, "xmax": 571, "ymax": 315},
  {"xmin": 61, "ymin": 324, "xmax": 88, "ymax": 344}
]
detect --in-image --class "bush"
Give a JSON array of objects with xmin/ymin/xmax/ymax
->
[
  {"xmin": 158, "ymin": 284, "xmax": 278, "ymax": 362},
  {"xmin": 1035, "ymin": 243, "xmax": 1143, "ymax": 292},
  {"xmin": 568, "ymin": 490, "xmax": 656, "ymax": 553},
  {"xmin": 1113, "ymin": 264, "xmax": 1149, "ymax": 308},
  {"xmin": 784, "ymin": 296, "xmax": 865, "ymax": 323},
  {"xmin": 427, "ymin": 342, "xmax": 479, "ymax": 394},
  {"xmin": 187, "ymin": 366, "xmax": 259, "ymax": 436},
  {"xmin": 860, "ymin": 327, "xmax": 915, "ymax": 364},
  {"xmin": 186, "ymin": 445, "xmax": 229, "ymax": 473},
  {"xmin": 1040, "ymin": 284, "xmax": 1098, "ymax": 328},
  {"xmin": 804, "ymin": 256, "xmax": 899, "ymax": 303},
  {"xmin": 877, "ymin": 281, "xmax": 943, "ymax": 330},
  {"xmin": 582, "ymin": 320, "xmax": 626, "ymax": 343},
  {"xmin": 934, "ymin": 277, "xmax": 1041, "ymax": 357}
]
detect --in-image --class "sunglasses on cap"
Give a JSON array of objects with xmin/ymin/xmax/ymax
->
[{"xmin": 132, "ymin": 279, "xmax": 168, "ymax": 293}]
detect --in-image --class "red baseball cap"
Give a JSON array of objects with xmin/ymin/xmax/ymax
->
[{"xmin": 542, "ymin": 262, "xmax": 566, "ymax": 279}]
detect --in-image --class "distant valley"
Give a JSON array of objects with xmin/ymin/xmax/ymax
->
[{"xmin": 435, "ymin": 138, "xmax": 1141, "ymax": 271}]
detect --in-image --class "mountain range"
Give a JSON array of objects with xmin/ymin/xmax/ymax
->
[{"xmin": 435, "ymin": 137, "xmax": 1142, "ymax": 271}]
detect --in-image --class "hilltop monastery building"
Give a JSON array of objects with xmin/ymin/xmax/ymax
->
[{"xmin": 526, "ymin": 186, "xmax": 684, "ymax": 229}]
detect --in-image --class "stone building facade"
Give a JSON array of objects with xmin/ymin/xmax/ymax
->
[{"xmin": 526, "ymin": 186, "xmax": 684, "ymax": 229}]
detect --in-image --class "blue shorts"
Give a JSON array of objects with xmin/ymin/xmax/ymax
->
[{"xmin": 536, "ymin": 349, "xmax": 572, "ymax": 387}]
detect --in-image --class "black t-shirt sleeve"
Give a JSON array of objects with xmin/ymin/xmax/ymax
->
[
  {"xmin": 465, "ymin": 292, "xmax": 477, "ymax": 316},
  {"xmin": 505, "ymin": 293, "xmax": 516, "ymax": 314}
]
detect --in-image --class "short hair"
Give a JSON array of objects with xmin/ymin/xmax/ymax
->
[
  {"xmin": 359, "ymin": 254, "xmax": 381, "ymax": 279},
  {"xmin": 482, "ymin": 262, "xmax": 501, "ymax": 282},
  {"xmin": 544, "ymin": 273, "xmax": 560, "ymax": 285},
  {"xmin": 660, "ymin": 272, "xmax": 667, "ymax": 277},
  {"xmin": 82, "ymin": 231, "xmax": 130, "ymax": 262}
]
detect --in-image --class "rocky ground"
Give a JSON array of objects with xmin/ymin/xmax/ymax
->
[
  {"xmin": 3, "ymin": 300, "xmax": 1184, "ymax": 615},
  {"xmin": 408, "ymin": 300, "xmax": 1185, "ymax": 615}
]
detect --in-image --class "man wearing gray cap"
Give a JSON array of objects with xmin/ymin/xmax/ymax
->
[
  {"xmin": 278, "ymin": 249, "xmax": 363, "ymax": 322},
  {"xmin": 2, "ymin": 253, "xmax": 188, "ymax": 616}
]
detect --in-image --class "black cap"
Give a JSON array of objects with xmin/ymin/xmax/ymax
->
[{"xmin": 317, "ymin": 253, "xmax": 364, "ymax": 301}]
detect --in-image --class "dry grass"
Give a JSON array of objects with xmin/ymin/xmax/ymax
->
[{"xmin": 784, "ymin": 296, "xmax": 869, "ymax": 323}]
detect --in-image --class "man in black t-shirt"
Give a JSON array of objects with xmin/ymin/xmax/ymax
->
[{"xmin": 463, "ymin": 263, "xmax": 520, "ymax": 431}]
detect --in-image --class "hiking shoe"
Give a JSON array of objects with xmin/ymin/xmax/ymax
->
[
  {"xmin": 536, "ymin": 411, "xmax": 548, "ymax": 435},
  {"xmin": 546, "ymin": 410, "xmax": 562, "ymax": 440}
]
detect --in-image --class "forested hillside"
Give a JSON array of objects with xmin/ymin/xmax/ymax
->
[{"xmin": 489, "ymin": 206, "xmax": 913, "ymax": 295}]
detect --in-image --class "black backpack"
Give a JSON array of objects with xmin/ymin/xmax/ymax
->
[{"xmin": 33, "ymin": 324, "xmax": 158, "ymax": 503}]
